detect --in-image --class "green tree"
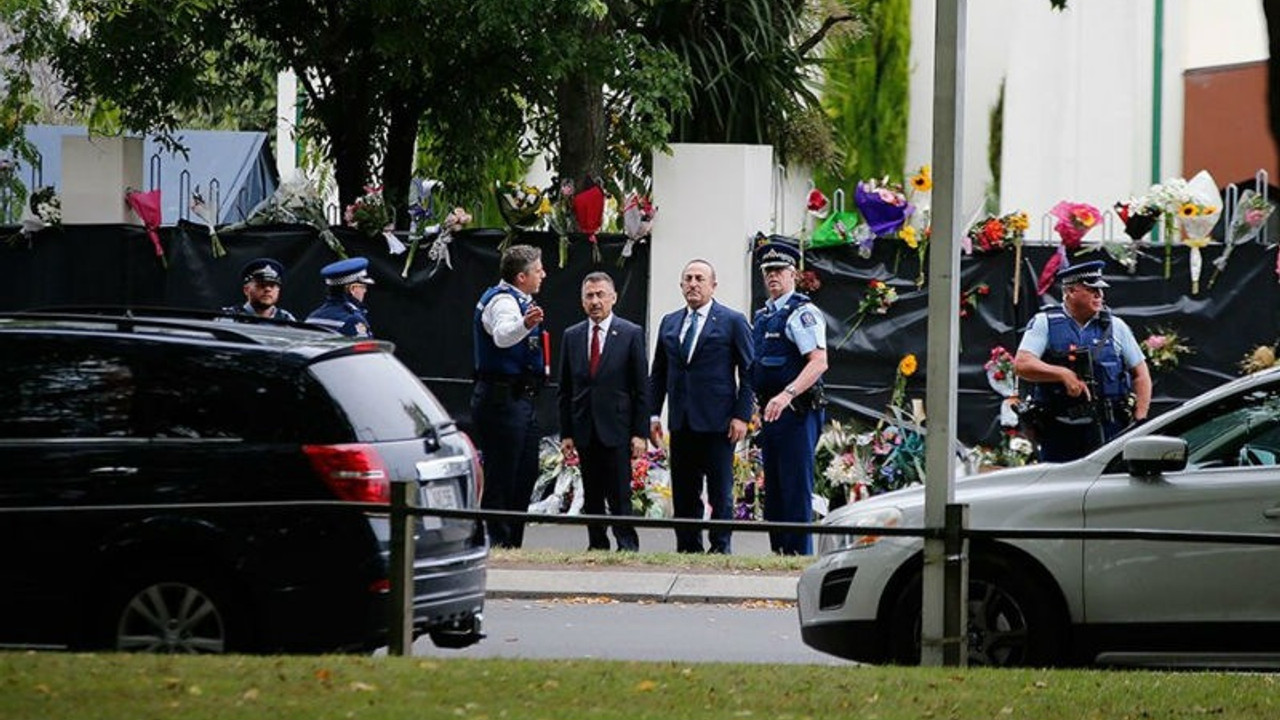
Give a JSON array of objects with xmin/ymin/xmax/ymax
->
[{"xmin": 814, "ymin": 0, "xmax": 909, "ymax": 191}]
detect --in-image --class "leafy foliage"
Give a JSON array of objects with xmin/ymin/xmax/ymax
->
[{"xmin": 815, "ymin": 0, "xmax": 909, "ymax": 190}]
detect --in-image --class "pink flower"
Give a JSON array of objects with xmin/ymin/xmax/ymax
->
[
  {"xmin": 1145, "ymin": 335, "xmax": 1167, "ymax": 351},
  {"xmin": 1246, "ymin": 208, "xmax": 1267, "ymax": 227}
]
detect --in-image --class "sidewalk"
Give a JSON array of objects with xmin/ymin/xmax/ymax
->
[{"xmin": 486, "ymin": 523, "xmax": 802, "ymax": 604}]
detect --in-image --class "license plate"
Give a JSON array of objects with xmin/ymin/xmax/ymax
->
[{"xmin": 421, "ymin": 483, "xmax": 459, "ymax": 530}]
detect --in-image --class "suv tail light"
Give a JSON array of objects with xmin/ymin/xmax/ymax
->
[
  {"xmin": 460, "ymin": 431, "xmax": 483, "ymax": 504},
  {"xmin": 303, "ymin": 443, "xmax": 391, "ymax": 503}
]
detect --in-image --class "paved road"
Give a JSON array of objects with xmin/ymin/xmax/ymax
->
[{"xmin": 408, "ymin": 598, "xmax": 853, "ymax": 665}]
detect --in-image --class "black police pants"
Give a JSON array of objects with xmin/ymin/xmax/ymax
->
[{"xmin": 471, "ymin": 382, "xmax": 540, "ymax": 549}]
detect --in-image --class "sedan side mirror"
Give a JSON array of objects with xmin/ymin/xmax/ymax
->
[{"xmin": 1122, "ymin": 435, "xmax": 1188, "ymax": 477}]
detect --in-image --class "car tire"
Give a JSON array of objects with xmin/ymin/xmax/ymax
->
[
  {"xmin": 886, "ymin": 554, "xmax": 1065, "ymax": 667},
  {"xmin": 106, "ymin": 575, "xmax": 240, "ymax": 654}
]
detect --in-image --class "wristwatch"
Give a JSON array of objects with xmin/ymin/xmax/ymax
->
[{"xmin": 783, "ymin": 385, "xmax": 798, "ymax": 397}]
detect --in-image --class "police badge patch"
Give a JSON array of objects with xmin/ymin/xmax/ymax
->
[{"xmin": 799, "ymin": 311, "xmax": 817, "ymax": 327}]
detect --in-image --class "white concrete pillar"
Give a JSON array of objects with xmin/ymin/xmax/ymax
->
[
  {"xmin": 60, "ymin": 135, "xmax": 143, "ymax": 224},
  {"xmin": 649, "ymin": 143, "xmax": 774, "ymax": 358}
]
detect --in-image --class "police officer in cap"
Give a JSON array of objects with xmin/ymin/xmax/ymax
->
[
  {"xmin": 306, "ymin": 256, "xmax": 376, "ymax": 338},
  {"xmin": 1014, "ymin": 260, "xmax": 1150, "ymax": 462},
  {"xmin": 751, "ymin": 235, "xmax": 828, "ymax": 555},
  {"xmin": 222, "ymin": 257, "xmax": 297, "ymax": 321}
]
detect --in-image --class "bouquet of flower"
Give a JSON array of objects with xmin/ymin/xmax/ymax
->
[
  {"xmin": 806, "ymin": 188, "xmax": 829, "ymax": 219},
  {"xmin": 1140, "ymin": 327, "xmax": 1192, "ymax": 371},
  {"xmin": 405, "ymin": 205, "xmax": 471, "ymax": 276},
  {"xmin": 8, "ymin": 184, "xmax": 62, "ymax": 247},
  {"xmin": 619, "ymin": 191, "xmax": 656, "ymax": 268},
  {"xmin": 966, "ymin": 211, "xmax": 1029, "ymax": 254},
  {"xmin": 125, "ymin": 188, "xmax": 166, "ymax": 267},
  {"xmin": 632, "ymin": 448, "xmax": 673, "ymax": 518},
  {"xmin": 797, "ymin": 268, "xmax": 822, "ymax": 294},
  {"xmin": 529, "ymin": 437, "xmax": 584, "ymax": 515},
  {"xmin": 984, "ymin": 345, "xmax": 1017, "ymax": 397},
  {"xmin": 495, "ymin": 180, "xmax": 544, "ymax": 250},
  {"xmin": 1035, "ymin": 201, "xmax": 1102, "ymax": 296},
  {"xmin": 573, "ymin": 178, "xmax": 606, "ymax": 264},
  {"xmin": 189, "ymin": 186, "xmax": 225, "ymax": 258},
  {"xmin": 1114, "ymin": 196, "xmax": 1162, "ymax": 241},
  {"xmin": 959, "ymin": 283, "xmax": 990, "ymax": 319},
  {"xmin": 1209, "ymin": 189, "xmax": 1275, "ymax": 289},
  {"xmin": 1147, "ymin": 170, "xmax": 1221, "ymax": 285},
  {"xmin": 837, "ymin": 279, "xmax": 898, "ymax": 349},
  {"xmin": 814, "ymin": 419, "xmax": 875, "ymax": 507},
  {"xmin": 224, "ymin": 178, "xmax": 347, "ymax": 258},
  {"xmin": 344, "ymin": 184, "xmax": 403, "ymax": 254},
  {"xmin": 732, "ymin": 444, "xmax": 764, "ymax": 520},
  {"xmin": 970, "ymin": 429, "xmax": 1036, "ymax": 470},
  {"xmin": 855, "ymin": 177, "xmax": 912, "ymax": 238},
  {"xmin": 897, "ymin": 165, "xmax": 933, "ymax": 286},
  {"xmin": 1240, "ymin": 344, "xmax": 1279, "ymax": 375}
]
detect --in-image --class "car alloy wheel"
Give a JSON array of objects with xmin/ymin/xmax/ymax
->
[{"xmin": 115, "ymin": 581, "xmax": 228, "ymax": 653}]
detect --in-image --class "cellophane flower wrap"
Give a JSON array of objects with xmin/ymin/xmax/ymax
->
[
  {"xmin": 345, "ymin": 184, "xmax": 404, "ymax": 255},
  {"xmin": 855, "ymin": 178, "xmax": 912, "ymax": 238},
  {"xmin": 189, "ymin": 186, "xmax": 225, "ymax": 258},
  {"xmin": 529, "ymin": 437, "xmax": 583, "ymax": 515},
  {"xmin": 573, "ymin": 180, "xmax": 606, "ymax": 264},
  {"xmin": 1036, "ymin": 202, "xmax": 1101, "ymax": 295},
  {"xmin": 495, "ymin": 180, "xmax": 544, "ymax": 251},
  {"xmin": 632, "ymin": 447, "xmax": 673, "ymax": 518},
  {"xmin": 125, "ymin": 188, "xmax": 166, "ymax": 267},
  {"xmin": 1210, "ymin": 189, "xmax": 1275, "ymax": 286},
  {"xmin": 223, "ymin": 178, "xmax": 347, "ymax": 258},
  {"xmin": 619, "ymin": 192, "xmax": 656, "ymax": 267}
]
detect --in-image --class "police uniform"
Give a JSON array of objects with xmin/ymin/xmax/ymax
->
[
  {"xmin": 751, "ymin": 238, "xmax": 826, "ymax": 556},
  {"xmin": 1019, "ymin": 260, "xmax": 1144, "ymax": 462},
  {"xmin": 220, "ymin": 257, "xmax": 298, "ymax": 321},
  {"xmin": 306, "ymin": 257, "xmax": 375, "ymax": 338},
  {"xmin": 471, "ymin": 280, "xmax": 545, "ymax": 549}
]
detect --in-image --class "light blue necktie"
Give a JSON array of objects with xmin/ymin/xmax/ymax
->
[{"xmin": 680, "ymin": 309, "xmax": 700, "ymax": 362}]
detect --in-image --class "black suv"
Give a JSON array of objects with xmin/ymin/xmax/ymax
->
[{"xmin": 0, "ymin": 309, "xmax": 486, "ymax": 653}]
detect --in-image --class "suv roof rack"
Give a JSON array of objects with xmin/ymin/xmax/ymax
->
[{"xmin": 0, "ymin": 307, "xmax": 341, "ymax": 346}]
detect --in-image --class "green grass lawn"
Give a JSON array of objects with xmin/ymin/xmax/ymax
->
[{"xmin": 3, "ymin": 652, "xmax": 1276, "ymax": 720}]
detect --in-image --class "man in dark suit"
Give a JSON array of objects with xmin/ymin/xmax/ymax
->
[
  {"xmin": 649, "ymin": 259, "xmax": 755, "ymax": 553},
  {"xmin": 558, "ymin": 271, "xmax": 648, "ymax": 551}
]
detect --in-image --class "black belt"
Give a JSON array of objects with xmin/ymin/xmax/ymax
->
[{"xmin": 475, "ymin": 373, "xmax": 543, "ymax": 397}]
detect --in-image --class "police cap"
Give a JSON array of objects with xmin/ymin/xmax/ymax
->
[
  {"xmin": 321, "ymin": 256, "xmax": 376, "ymax": 286},
  {"xmin": 753, "ymin": 235, "xmax": 801, "ymax": 270},
  {"xmin": 241, "ymin": 258, "xmax": 285, "ymax": 285},
  {"xmin": 1056, "ymin": 260, "xmax": 1109, "ymax": 288}
]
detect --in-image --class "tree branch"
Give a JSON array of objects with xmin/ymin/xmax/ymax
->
[{"xmin": 797, "ymin": 13, "xmax": 857, "ymax": 58}]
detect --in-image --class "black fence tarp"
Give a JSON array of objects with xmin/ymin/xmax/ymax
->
[{"xmin": 4, "ymin": 223, "xmax": 1278, "ymax": 447}]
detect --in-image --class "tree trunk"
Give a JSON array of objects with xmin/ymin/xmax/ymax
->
[
  {"xmin": 556, "ymin": 70, "xmax": 606, "ymax": 186},
  {"xmin": 383, "ymin": 98, "xmax": 422, "ymax": 230}
]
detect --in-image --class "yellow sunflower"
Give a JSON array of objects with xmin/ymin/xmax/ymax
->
[
  {"xmin": 910, "ymin": 165, "xmax": 933, "ymax": 193},
  {"xmin": 898, "ymin": 353, "xmax": 918, "ymax": 377},
  {"xmin": 1179, "ymin": 202, "xmax": 1200, "ymax": 218}
]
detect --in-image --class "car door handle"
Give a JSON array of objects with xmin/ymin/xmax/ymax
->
[
  {"xmin": 1265, "ymin": 506, "xmax": 1280, "ymax": 519},
  {"xmin": 89, "ymin": 466, "xmax": 139, "ymax": 476}
]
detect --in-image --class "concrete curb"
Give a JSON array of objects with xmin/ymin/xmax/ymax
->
[{"xmin": 487, "ymin": 569, "xmax": 798, "ymax": 604}]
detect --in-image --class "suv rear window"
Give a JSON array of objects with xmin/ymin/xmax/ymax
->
[{"xmin": 307, "ymin": 353, "xmax": 451, "ymax": 442}]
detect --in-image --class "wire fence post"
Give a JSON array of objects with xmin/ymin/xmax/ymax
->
[
  {"xmin": 388, "ymin": 482, "xmax": 415, "ymax": 656},
  {"xmin": 943, "ymin": 503, "xmax": 969, "ymax": 666}
]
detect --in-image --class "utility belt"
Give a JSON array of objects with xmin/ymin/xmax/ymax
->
[{"xmin": 475, "ymin": 372, "xmax": 544, "ymax": 400}]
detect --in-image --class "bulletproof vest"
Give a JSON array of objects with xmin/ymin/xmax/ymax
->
[
  {"xmin": 473, "ymin": 284, "xmax": 542, "ymax": 376},
  {"xmin": 751, "ymin": 293, "xmax": 814, "ymax": 398},
  {"xmin": 1028, "ymin": 307, "xmax": 1132, "ymax": 409}
]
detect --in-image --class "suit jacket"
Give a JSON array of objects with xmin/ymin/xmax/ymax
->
[
  {"xmin": 648, "ymin": 299, "xmax": 755, "ymax": 433},
  {"xmin": 558, "ymin": 315, "xmax": 650, "ymax": 448}
]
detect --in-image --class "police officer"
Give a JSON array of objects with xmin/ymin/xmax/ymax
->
[
  {"xmin": 472, "ymin": 244, "xmax": 547, "ymax": 549},
  {"xmin": 222, "ymin": 257, "xmax": 297, "ymax": 321},
  {"xmin": 751, "ymin": 237, "xmax": 828, "ymax": 555},
  {"xmin": 306, "ymin": 256, "xmax": 376, "ymax": 338},
  {"xmin": 1014, "ymin": 260, "xmax": 1151, "ymax": 462}
]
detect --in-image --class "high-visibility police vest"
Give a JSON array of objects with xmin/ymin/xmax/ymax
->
[
  {"xmin": 751, "ymin": 293, "xmax": 817, "ymax": 399},
  {"xmin": 1028, "ymin": 306, "xmax": 1132, "ymax": 411}
]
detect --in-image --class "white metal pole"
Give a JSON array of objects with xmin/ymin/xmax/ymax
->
[{"xmin": 920, "ymin": 0, "xmax": 966, "ymax": 667}]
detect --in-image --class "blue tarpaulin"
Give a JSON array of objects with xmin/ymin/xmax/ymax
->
[{"xmin": 16, "ymin": 124, "xmax": 278, "ymax": 225}]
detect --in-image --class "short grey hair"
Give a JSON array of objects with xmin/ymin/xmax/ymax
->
[
  {"xmin": 500, "ymin": 244, "xmax": 542, "ymax": 283},
  {"xmin": 581, "ymin": 271, "xmax": 616, "ymax": 290}
]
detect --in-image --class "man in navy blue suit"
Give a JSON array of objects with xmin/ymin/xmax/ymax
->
[
  {"xmin": 558, "ymin": 271, "xmax": 648, "ymax": 551},
  {"xmin": 649, "ymin": 259, "xmax": 755, "ymax": 553}
]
